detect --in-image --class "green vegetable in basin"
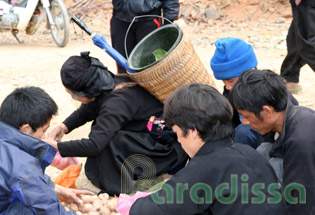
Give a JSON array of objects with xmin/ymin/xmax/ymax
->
[{"xmin": 153, "ymin": 48, "xmax": 167, "ymax": 61}]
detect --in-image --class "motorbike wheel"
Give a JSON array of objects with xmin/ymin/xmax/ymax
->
[{"xmin": 49, "ymin": 0, "xmax": 70, "ymax": 47}]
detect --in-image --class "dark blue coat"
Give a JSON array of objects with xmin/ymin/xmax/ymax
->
[{"xmin": 0, "ymin": 122, "xmax": 75, "ymax": 215}]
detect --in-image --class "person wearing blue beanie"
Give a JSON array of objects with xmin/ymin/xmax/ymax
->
[
  {"xmin": 211, "ymin": 37, "xmax": 258, "ymax": 90},
  {"xmin": 210, "ymin": 37, "xmax": 260, "ymax": 149},
  {"xmin": 209, "ymin": 37, "xmax": 298, "ymax": 150}
]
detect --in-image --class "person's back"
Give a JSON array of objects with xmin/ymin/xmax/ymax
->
[
  {"xmin": 130, "ymin": 83, "xmax": 285, "ymax": 215},
  {"xmin": 49, "ymin": 52, "xmax": 188, "ymax": 196},
  {"xmin": 112, "ymin": 0, "xmax": 179, "ymax": 23},
  {"xmin": 110, "ymin": 0, "xmax": 180, "ymax": 73},
  {"xmin": 131, "ymin": 141, "xmax": 285, "ymax": 214},
  {"xmin": 0, "ymin": 122, "xmax": 65, "ymax": 214},
  {"xmin": 0, "ymin": 86, "xmax": 83, "ymax": 214}
]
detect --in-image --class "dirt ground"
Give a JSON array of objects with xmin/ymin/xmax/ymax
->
[
  {"xmin": 1, "ymin": 2, "xmax": 314, "ymax": 117},
  {"xmin": 0, "ymin": 0, "xmax": 314, "ymax": 210}
]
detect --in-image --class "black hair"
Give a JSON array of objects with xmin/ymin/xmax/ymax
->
[
  {"xmin": 0, "ymin": 86, "xmax": 58, "ymax": 131},
  {"xmin": 164, "ymin": 83, "xmax": 233, "ymax": 143},
  {"xmin": 60, "ymin": 52, "xmax": 115, "ymax": 98},
  {"xmin": 231, "ymin": 69, "xmax": 287, "ymax": 119}
]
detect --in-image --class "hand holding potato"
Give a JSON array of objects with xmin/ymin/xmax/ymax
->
[{"xmin": 55, "ymin": 184, "xmax": 94, "ymax": 209}]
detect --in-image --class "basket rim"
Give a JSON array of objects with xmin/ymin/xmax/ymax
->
[
  {"xmin": 127, "ymin": 24, "xmax": 183, "ymax": 72},
  {"xmin": 127, "ymin": 30, "xmax": 190, "ymax": 77}
]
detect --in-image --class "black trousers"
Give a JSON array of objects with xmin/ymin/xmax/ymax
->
[
  {"xmin": 110, "ymin": 16, "xmax": 161, "ymax": 74},
  {"xmin": 280, "ymin": 0, "xmax": 315, "ymax": 83},
  {"xmin": 84, "ymin": 130, "xmax": 187, "ymax": 196}
]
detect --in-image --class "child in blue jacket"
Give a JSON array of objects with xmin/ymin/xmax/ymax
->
[{"xmin": 0, "ymin": 86, "xmax": 92, "ymax": 214}]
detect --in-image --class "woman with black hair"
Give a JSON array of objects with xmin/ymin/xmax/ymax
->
[{"xmin": 48, "ymin": 51, "xmax": 187, "ymax": 196}]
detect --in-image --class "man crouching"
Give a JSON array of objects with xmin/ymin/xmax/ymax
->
[{"xmin": 130, "ymin": 83, "xmax": 285, "ymax": 215}]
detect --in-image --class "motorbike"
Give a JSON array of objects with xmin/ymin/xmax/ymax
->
[{"xmin": 0, "ymin": 0, "xmax": 70, "ymax": 47}]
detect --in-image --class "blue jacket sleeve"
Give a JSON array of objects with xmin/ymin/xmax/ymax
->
[
  {"xmin": 10, "ymin": 175, "xmax": 75, "ymax": 215},
  {"xmin": 43, "ymin": 173, "xmax": 56, "ymax": 190}
]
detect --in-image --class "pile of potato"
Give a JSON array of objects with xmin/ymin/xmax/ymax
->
[{"xmin": 64, "ymin": 193, "xmax": 120, "ymax": 215}]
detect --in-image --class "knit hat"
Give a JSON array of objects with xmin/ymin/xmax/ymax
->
[
  {"xmin": 61, "ymin": 51, "xmax": 115, "ymax": 97},
  {"xmin": 210, "ymin": 37, "xmax": 258, "ymax": 80}
]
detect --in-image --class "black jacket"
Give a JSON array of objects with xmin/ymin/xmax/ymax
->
[
  {"xmin": 130, "ymin": 139, "xmax": 285, "ymax": 215},
  {"xmin": 112, "ymin": 0, "xmax": 180, "ymax": 22},
  {"xmin": 58, "ymin": 76, "xmax": 163, "ymax": 157},
  {"xmin": 58, "ymin": 76, "xmax": 187, "ymax": 195},
  {"xmin": 57, "ymin": 76, "xmax": 188, "ymax": 195},
  {"xmin": 270, "ymin": 102, "xmax": 315, "ymax": 214},
  {"xmin": 223, "ymin": 87, "xmax": 299, "ymax": 128}
]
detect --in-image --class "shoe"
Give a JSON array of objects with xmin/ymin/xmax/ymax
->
[{"xmin": 286, "ymin": 83, "xmax": 302, "ymax": 94}]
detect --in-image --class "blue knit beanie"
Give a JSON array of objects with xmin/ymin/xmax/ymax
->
[{"xmin": 210, "ymin": 37, "xmax": 258, "ymax": 80}]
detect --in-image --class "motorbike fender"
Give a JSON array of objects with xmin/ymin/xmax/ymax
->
[
  {"xmin": 25, "ymin": 5, "xmax": 46, "ymax": 35},
  {"xmin": 16, "ymin": 0, "xmax": 40, "ymax": 31}
]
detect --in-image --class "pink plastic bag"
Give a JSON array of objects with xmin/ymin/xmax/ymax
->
[
  {"xmin": 116, "ymin": 191, "xmax": 151, "ymax": 215},
  {"xmin": 51, "ymin": 151, "xmax": 79, "ymax": 170}
]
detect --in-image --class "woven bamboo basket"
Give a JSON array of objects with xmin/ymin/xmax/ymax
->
[{"xmin": 127, "ymin": 31, "xmax": 216, "ymax": 103}]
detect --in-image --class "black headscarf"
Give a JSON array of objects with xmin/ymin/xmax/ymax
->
[{"xmin": 61, "ymin": 51, "xmax": 115, "ymax": 98}]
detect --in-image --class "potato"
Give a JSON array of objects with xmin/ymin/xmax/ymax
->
[
  {"xmin": 106, "ymin": 199, "xmax": 117, "ymax": 212},
  {"xmin": 81, "ymin": 195, "xmax": 94, "ymax": 204},
  {"xmin": 91, "ymin": 195, "xmax": 99, "ymax": 200},
  {"xmin": 88, "ymin": 212, "xmax": 100, "ymax": 215},
  {"xmin": 98, "ymin": 193, "xmax": 110, "ymax": 201},
  {"xmin": 69, "ymin": 203, "xmax": 78, "ymax": 212},
  {"xmin": 100, "ymin": 207, "xmax": 111, "ymax": 215},
  {"xmin": 93, "ymin": 199, "xmax": 104, "ymax": 209},
  {"xmin": 81, "ymin": 203, "xmax": 93, "ymax": 213},
  {"xmin": 90, "ymin": 206, "xmax": 98, "ymax": 212}
]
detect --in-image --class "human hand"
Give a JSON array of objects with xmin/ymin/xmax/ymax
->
[
  {"xmin": 43, "ymin": 136, "xmax": 58, "ymax": 149},
  {"xmin": 295, "ymin": 0, "xmax": 302, "ymax": 5},
  {"xmin": 55, "ymin": 185, "xmax": 94, "ymax": 210},
  {"xmin": 48, "ymin": 123, "xmax": 68, "ymax": 142}
]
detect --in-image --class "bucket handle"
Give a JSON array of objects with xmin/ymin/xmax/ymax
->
[{"xmin": 124, "ymin": 15, "xmax": 174, "ymax": 61}]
